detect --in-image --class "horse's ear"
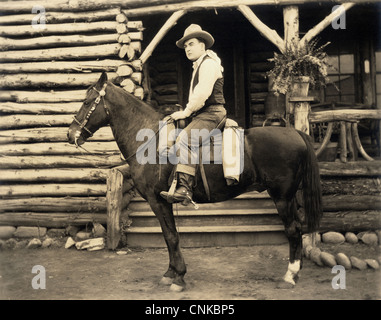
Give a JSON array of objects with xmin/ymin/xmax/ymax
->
[{"xmin": 97, "ymin": 71, "xmax": 108, "ymax": 87}]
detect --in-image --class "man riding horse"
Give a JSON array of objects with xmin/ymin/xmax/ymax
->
[{"xmin": 160, "ymin": 24, "xmax": 227, "ymax": 205}]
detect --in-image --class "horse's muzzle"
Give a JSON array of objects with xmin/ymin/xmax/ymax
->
[{"xmin": 67, "ymin": 127, "xmax": 85, "ymax": 146}]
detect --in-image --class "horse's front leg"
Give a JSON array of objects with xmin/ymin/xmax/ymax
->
[{"xmin": 149, "ymin": 198, "xmax": 187, "ymax": 292}]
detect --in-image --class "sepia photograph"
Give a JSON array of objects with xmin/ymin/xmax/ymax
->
[{"xmin": 0, "ymin": 0, "xmax": 380, "ymax": 305}]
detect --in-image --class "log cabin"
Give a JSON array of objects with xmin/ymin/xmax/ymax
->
[{"xmin": 0, "ymin": 0, "xmax": 380, "ymax": 248}]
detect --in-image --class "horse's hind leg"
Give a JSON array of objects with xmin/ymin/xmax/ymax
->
[{"xmin": 273, "ymin": 197, "xmax": 303, "ymax": 286}]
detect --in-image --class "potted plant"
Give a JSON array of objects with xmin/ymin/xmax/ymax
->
[{"xmin": 267, "ymin": 38, "xmax": 334, "ymax": 96}]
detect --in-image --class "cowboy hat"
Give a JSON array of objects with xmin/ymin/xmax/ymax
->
[{"xmin": 176, "ymin": 24, "xmax": 214, "ymax": 49}]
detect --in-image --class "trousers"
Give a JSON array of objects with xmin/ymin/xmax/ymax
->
[{"xmin": 175, "ymin": 105, "xmax": 226, "ymax": 176}]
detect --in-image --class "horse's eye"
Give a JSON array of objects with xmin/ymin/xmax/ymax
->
[{"xmin": 84, "ymin": 100, "xmax": 91, "ymax": 107}]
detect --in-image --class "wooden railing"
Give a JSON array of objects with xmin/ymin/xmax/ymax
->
[{"xmin": 310, "ymin": 109, "xmax": 381, "ymax": 162}]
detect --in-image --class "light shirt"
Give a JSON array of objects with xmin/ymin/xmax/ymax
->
[{"xmin": 183, "ymin": 50, "xmax": 223, "ymax": 117}]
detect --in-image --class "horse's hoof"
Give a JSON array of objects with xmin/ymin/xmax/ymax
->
[
  {"xmin": 170, "ymin": 283, "xmax": 185, "ymax": 292},
  {"xmin": 160, "ymin": 276, "xmax": 173, "ymax": 286}
]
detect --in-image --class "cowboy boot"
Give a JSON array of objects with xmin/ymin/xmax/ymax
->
[{"xmin": 160, "ymin": 172, "xmax": 194, "ymax": 206}]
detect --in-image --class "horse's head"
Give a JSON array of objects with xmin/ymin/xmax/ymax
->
[{"xmin": 67, "ymin": 72, "xmax": 110, "ymax": 146}]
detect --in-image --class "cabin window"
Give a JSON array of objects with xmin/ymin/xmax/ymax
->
[{"xmin": 324, "ymin": 49, "xmax": 356, "ymax": 104}]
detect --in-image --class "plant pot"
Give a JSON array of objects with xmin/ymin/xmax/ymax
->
[{"xmin": 291, "ymin": 76, "xmax": 310, "ymax": 97}]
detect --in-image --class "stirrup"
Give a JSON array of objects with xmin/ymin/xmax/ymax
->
[{"xmin": 186, "ymin": 195, "xmax": 199, "ymax": 210}]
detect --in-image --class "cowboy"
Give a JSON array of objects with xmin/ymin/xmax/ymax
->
[{"xmin": 160, "ymin": 24, "xmax": 227, "ymax": 205}]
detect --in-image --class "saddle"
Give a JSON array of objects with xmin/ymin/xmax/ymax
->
[{"xmin": 159, "ymin": 116, "xmax": 243, "ymax": 204}]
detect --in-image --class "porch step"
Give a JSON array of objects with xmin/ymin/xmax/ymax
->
[
  {"xmin": 125, "ymin": 191, "xmax": 287, "ymax": 248},
  {"xmin": 126, "ymin": 225, "xmax": 287, "ymax": 248}
]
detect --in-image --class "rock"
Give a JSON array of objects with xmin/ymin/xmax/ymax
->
[
  {"xmin": 320, "ymin": 252, "xmax": 337, "ymax": 267},
  {"xmin": 75, "ymin": 237, "xmax": 105, "ymax": 251},
  {"xmin": 302, "ymin": 234, "xmax": 312, "ymax": 248},
  {"xmin": 75, "ymin": 231, "xmax": 92, "ymax": 242},
  {"xmin": 64, "ymin": 237, "xmax": 76, "ymax": 249},
  {"xmin": 303, "ymin": 245, "xmax": 313, "ymax": 259},
  {"xmin": 65, "ymin": 225, "xmax": 80, "ymax": 237},
  {"xmin": 350, "ymin": 256, "xmax": 367, "ymax": 270},
  {"xmin": 47, "ymin": 228, "xmax": 66, "ymax": 238},
  {"xmin": 345, "ymin": 232, "xmax": 358, "ymax": 244},
  {"xmin": 116, "ymin": 250, "xmax": 128, "ymax": 255},
  {"xmin": 335, "ymin": 253, "xmax": 352, "ymax": 270},
  {"xmin": 27, "ymin": 238, "xmax": 42, "ymax": 249},
  {"xmin": 376, "ymin": 230, "xmax": 381, "ymax": 245},
  {"xmin": 310, "ymin": 247, "xmax": 324, "ymax": 266},
  {"xmin": 364, "ymin": 259, "xmax": 379, "ymax": 270},
  {"xmin": 357, "ymin": 231, "xmax": 366, "ymax": 241},
  {"xmin": 5, "ymin": 238, "xmax": 17, "ymax": 249},
  {"xmin": 87, "ymin": 245, "xmax": 105, "ymax": 251},
  {"xmin": 41, "ymin": 237, "xmax": 54, "ymax": 248},
  {"xmin": 360, "ymin": 232, "xmax": 378, "ymax": 246},
  {"xmin": 322, "ymin": 231, "xmax": 345, "ymax": 244},
  {"xmin": 92, "ymin": 223, "xmax": 106, "ymax": 237},
  {"xmin": 0, "ymin": 226, "xmax": 16, "ymax": 239},
  {"xmin": 15, "ymin": 240, "xmax": 28, "ymax": 249},
  {"xmin": 14, "ymin": 226, "xmax": 46, "ymax": 238}
]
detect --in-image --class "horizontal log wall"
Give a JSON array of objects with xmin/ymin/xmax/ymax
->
[
  {"xmin": 246, "ymin": 42, "xmax": 274, "ymax": 127},
  {"xmin": 149, "ymin": 50, "xmax": 180, "ymax": 111},
  {"xmin": 0, "ymin": 5, "xmax": 142, "ymax": 228}
]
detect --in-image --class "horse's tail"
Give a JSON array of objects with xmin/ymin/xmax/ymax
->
[{"xmin": 297, "ymin": 131, "xmax": 323, "ymax": 233}]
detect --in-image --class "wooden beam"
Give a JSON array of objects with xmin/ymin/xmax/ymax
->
[
  {"xmin": 0, "ymin": 197, "xmax": 107, "ymax": 213},
  {"xmin": 0, "ymin": 60, "xmax": 123, "ymax": 73},
  {"xmin": 139, "ymin": 10, "xmax": 187, "ymax": 64},
  {"xmin": 0, "ymin": 8, "xmax": 121, "ymax": 25},
  {"xmin": 0, "ymin": 184, "xmax": 107, "ymax": 197},
  {"xmin": 283, "ymin": 6, "xmax": 299, "ymax": 48},
  {"xmin": 0, "ymin": 114, "xmax": 73, "ymax": 129},
  {"xmin": 310, "ymin": 109, "xmax": 381, "ymax": 123},
  {"xmin": 0, "ymin": 141, "xmax": 120, "ymax": 156},
  {"xmin": 318, "ymin": 161, "xmax": 381, "ymax": 176},
  {"xmin": 0, "ymin": 102, "xmax": 80, "ymax": 114},
  {"xmin": 0, "ymin": 168, "xmax": 108, "ymax": 182},
  {"xmin": 0, "ymin": 21, "xmax": 122, "ymax": 37},
  {"xmin": 0, "ymin": 127, "xmax": 114, "ymax": 144},
  {"xmin": 300, "ymin": 3, "xmax": 356, "ymax": 45},
  {"xmin": 0, "ymin": 43, "xmax": 121, "ymax": 62},
  {"xmin": 106, "ymin": 167, "xmax": 124, "ymax": 250},
  {"xmin": 0, "ymin": 72, "xmax": 118, "ymax": 89},
  {"xmin": 0, "ymin": 90, "xmax": 86, "ymax": 103},
  {"xmin": 0, "ymin": 155, "xmax": 124, "ymax": 169},
  {"xmin": 122, "ymin": 0, "xmax": 378, "ymax": 17},
  {"xmin": 0, "ymin": 212, "xmax": 107, "ymax": 228},
  {"xmin": 317, "ymin": 210, "xmax": 381, "ymax": 233},
  {"xmin": 237, "ymin": 5, "xmax": 285, "ymax": 54},
  {"xmin": 0, "ymin": 34, "xmax": 119, "ymax": 50}
]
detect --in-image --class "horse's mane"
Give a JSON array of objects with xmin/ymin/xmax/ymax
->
[
  {"xmin": 110, "ymin": 82, "xmax": 161, "ymax": 116},
  {"xmin": 107, "ymin": 82, "xmax": 163, "ymax": 136}
]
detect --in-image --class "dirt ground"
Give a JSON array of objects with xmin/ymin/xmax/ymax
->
[{"xmin": 0, "ymin": 243, "xmax": 380, "ymax": 300}]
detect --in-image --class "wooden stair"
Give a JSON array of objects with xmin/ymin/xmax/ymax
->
[{"xmin": 126, "ymin": 192, "xmax": 288, "ymax": 247}]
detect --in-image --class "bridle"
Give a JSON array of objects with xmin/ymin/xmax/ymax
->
[{"xmin": 72, "ymin": 83, "xmax": 109, "ymax": 147}]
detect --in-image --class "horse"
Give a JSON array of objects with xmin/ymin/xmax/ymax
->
[{"xmin": 67, "ymin": 72, "xmax": 322, "ymax": 292}]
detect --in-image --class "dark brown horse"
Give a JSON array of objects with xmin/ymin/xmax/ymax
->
[{"xmin": 67, "ymin": 72, "xmax": 322, "ymax": 291}]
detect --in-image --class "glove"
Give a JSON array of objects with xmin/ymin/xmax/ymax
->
[{"xmin": 170, "ymin": 110, "xmax": 188, "ymax": 121}]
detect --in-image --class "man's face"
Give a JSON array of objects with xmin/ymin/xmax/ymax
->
[{"xmin": 184, "ymin": 38, "xmax": 205, "ymax": 61}]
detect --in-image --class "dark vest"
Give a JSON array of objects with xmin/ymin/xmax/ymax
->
[{"xmin": 191, "ymin": 55, "xmax": 226, "ymax": 108}]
